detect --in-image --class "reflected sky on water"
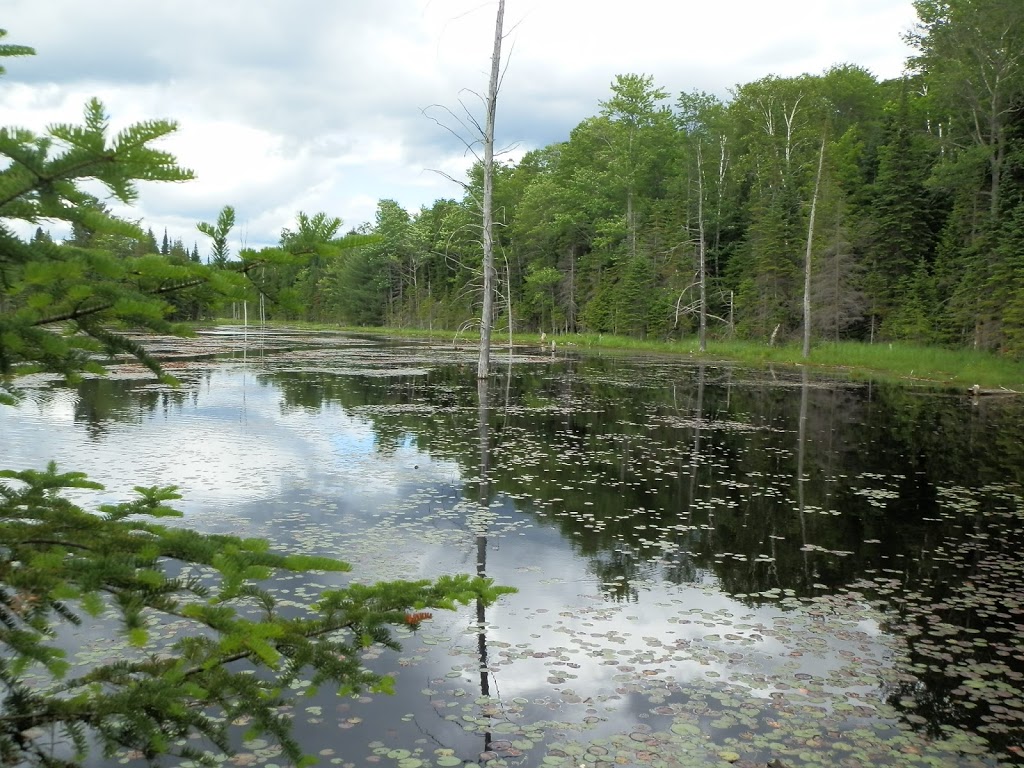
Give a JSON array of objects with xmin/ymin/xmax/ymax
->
[{"xmin": 3, "ymin": 329, "xmax": 1023, "ymax": 766}]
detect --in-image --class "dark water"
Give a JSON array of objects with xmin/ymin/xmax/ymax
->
[{"xmin": 3, "ymin": 328, "xmax": 1024, "ymax": 767}]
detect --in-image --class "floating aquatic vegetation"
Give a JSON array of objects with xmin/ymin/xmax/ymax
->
[{"xmin": 4, "ymin": 329, "xmax": 1022, "ymax": 766}]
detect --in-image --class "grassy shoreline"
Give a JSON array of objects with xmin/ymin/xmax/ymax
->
[{"xmin": 216, "ymin": 320, "xmax": 1024, "ymax": 392}]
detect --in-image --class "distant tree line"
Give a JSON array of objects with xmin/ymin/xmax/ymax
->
[
  {"xmin": 29, "ymin": 1, "xmax": 1022, "ymax": 356},
  {"xmin": 240, "ymin": 0, "xmax": 1023, "ymax": 355}
]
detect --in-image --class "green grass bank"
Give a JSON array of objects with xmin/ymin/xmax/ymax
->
[{"xmin": 235, "ymin": 321, "xmax": 1024, "ymax": 392}]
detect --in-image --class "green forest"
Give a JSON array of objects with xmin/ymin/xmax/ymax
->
[
  {"xmin": 25, "ymin": 1, "xmax": 1024, "ymax": 357},
  {"xmin": 168, "ymin": 0, "xmax": 1017, "ymax": 358}
]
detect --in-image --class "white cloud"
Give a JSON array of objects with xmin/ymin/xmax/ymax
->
[{"xmin": 1, "ymin": 0, "xmax": 918, "ymax": 251}]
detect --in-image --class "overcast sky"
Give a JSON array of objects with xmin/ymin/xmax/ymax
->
[{"xmin": 1, "ymin": 0, "xmax": 919, "ymax": 255}]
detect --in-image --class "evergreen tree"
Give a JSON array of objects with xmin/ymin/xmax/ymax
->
[
  {"xmin": 615, "ymin": 253, "xmax": 656, "ymax": 337},
  {"xmin": 862, "ymin": 83, "xmax": 941, "ymax": 330},
  {"xmin": 330, "ymin": 247, "xmax": 389, "ymax": 325},
  {"xmin": 168, "ymin": 237, "xmax": 188, "ymax": 263},
  {"xmin": 734, "ymin": 185, "xmax": 802, "ymax": 339},
  {"xmin": 0, "ymin": 32, "xmax": 513, "ymax": 766},
  {"xmin": 142, "ymin": 226, "xmax": 159, "ymax": 255},
  {"xmin": 987, "ymin": 199, "xmax": 1024, "ymax": 353},
  {"xmin": 197, "ymin": 206, "xmax": 236, "ymax": 266},
  {"xmin": 882, "ymin": 259, "xmax": 939, "ymax": 342}
]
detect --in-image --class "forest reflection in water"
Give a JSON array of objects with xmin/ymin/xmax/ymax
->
[{"xmin": 2, "ymin": 329, "xmax": 1023, "ymax": 767}]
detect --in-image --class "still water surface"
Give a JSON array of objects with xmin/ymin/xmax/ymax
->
[{"xmin": 3, "ymin": 328, "xmax": 1024, "ymax": 767}]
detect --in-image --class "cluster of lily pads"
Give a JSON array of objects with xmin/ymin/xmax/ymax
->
[{"xmin": 7, "ymin": 331, "xmax": 1022, "ymax": 767}]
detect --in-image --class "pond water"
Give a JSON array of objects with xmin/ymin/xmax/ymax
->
[{"xmin": 3, "ymin": 328, "xmax": 1024, "ymax": 768}]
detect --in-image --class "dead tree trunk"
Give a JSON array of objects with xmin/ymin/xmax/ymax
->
[
  {"xmin": 477, "ymin": 0, "xmax": 505, "ymax": 380},
  {"xmin": 696, "ymin": 140, "xmax": 708, "ymax": 353},
  {"xmin": 802, "ymin": 135, "xmax": 826, "ymax": 359}
]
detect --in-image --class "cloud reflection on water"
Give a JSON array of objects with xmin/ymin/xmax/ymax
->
[{"xmin": 3, "ymin": 336, "xmax": 1012, "ymax": 766}]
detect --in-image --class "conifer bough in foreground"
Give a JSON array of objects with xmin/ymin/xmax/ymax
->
[{"xmin": 0, "ymin": 30, "xmax": 514, "ymax": 767}]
